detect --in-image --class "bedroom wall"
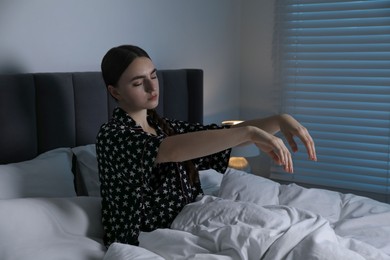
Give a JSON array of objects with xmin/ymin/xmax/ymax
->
[
  {"xmin": 0, "ymin": 0, "xmax": 241, "ymax": 124},
  {"xmin": 0, "ymin": 0, "xmax": 277, "ymax": 176}
]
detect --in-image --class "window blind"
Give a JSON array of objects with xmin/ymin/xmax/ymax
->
[{"xmin": 271, "ymin": 0, "xmax": 390, "ymax": 201}]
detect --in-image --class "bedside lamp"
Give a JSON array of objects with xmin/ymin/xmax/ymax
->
[{"xmin": 222, "ymin": 120, "xmax": 260, "ymax": 171}]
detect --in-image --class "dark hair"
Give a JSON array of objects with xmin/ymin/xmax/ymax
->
[
  {"xmin": 101, "ymin": 44, "xmax": 150, "ymax": 87},
  {"xmin": 101, "ymin": 44, "xmax": 199, "ymax": 185},
  {"xmin": 148, "ymin": 110, "xmax": 200, "ymax": 185}
]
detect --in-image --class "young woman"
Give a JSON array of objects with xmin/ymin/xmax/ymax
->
[{"xmin": 96, "ymin": 44, "xmax": 317, "ymax": 247}]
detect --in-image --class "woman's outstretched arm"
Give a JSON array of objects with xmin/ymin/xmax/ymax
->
[{"xmin": 156, "ymin": 125, "xmax": 294, "ymax": 173}]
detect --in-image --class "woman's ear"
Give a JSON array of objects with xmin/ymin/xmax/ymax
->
[{"xmin": 108, "ymin": 85, "xmax": 120, "ymax": 100}]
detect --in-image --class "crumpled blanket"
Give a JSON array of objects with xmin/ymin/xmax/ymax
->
[
  {"xmin": 138, "ymin": 195, "xmax": 389, "ymax": 260},
  {"xmin": 104, "ymin": 169, "xmax": 390, "ymax": 260}
]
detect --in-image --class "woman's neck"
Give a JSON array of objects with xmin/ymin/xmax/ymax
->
[{"xmin": 127, "ymin": 109, "xmax": 156, "ymax": 135}]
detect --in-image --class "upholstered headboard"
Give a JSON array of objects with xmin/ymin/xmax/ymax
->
[{"xmin": 0, "ymin": 69, "xmax": 203, "ymax": 164}]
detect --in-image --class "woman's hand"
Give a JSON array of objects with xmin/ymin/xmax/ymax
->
[
  {"xmin": 249, "ymin": 127, "xmax": 294, "ymax": 173},
  {"xmin": 278, "ymin": 114, "xmax": 317, "ymax": 162},
  {"xmin": 231, "ymin": 114, "xmax": 316, "ymax": 173}
]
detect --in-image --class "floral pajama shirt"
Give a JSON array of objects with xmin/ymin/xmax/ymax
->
[{"xmin": 96, "ymin": 107, "xmax": 231, "ymax": 246}]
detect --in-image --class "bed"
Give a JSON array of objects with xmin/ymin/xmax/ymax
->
[{"xmin": 0, "ymin": 70, "xmax": 389, "ymax": 260}]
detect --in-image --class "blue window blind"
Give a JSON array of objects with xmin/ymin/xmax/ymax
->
[{"xmin": 271, "ymin": 0, "xmax": 390, "ymax": 201}]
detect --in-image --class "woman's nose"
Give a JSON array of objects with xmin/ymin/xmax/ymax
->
[{"xmin": 145, "ymin": 79, "xmax": 156, "ymax": 92}]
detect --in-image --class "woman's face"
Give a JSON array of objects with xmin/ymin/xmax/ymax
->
[{"xmin": 109, "ymin": 57, "xmax": 159, "ymax": 114}]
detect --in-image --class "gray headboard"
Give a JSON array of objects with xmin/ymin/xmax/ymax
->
[{"xmin": 0, "ymin": 69, "xmax": 203, "ymax": 164}]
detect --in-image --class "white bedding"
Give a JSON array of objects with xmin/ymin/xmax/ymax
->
[
  {"xmin": 0, "ymin": 197, "xmax": 106, "ymax": 260},
  {"xmin": 1, "ymin": 168, "xmax": 390, "ymax": 260},
  {"xmin": 138, "ymin": 196, "xmax": 389, "ymax": 259},
  {"xmin": 107, "ymin": 169, "xmax": 390, "ymax": 260}
]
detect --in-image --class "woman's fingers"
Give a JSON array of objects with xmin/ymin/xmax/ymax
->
[
  {"xmin": 301, "ymin": 133, "xmax": 317, "ymax": 161},
  {"xmin": 283, "ymin": 124, "xmax": 317, "ymax": 162},
  {"xmin": 253, "ymin": 128, "xmax": 294, "ymax": 173},
  {"xmin": 266, "ymin": 138, "xmax": 293, "ymax": 173},
  {"xmin": 296, "ymin": 130, "xmax": 317, "ymax": 161}
]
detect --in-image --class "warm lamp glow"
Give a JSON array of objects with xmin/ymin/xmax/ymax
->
[{"xmin": 228, "ymin": 157, "xmax": 250, "ymax": 171}]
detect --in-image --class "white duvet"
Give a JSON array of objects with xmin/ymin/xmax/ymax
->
[
  {"xmin": 107, "ymin": 169, "xmax": 390, "ymax": 260},
  {"xmin": 1, "ymin": 168, "xmax": 390, "ymax": 260},
  {"xmin": 0, "ymin": 197, "xmax": 106, "ymax": 260},
  {"xmin": 137, "ymin": 195, "xmax": 389, "ymax": 260}
]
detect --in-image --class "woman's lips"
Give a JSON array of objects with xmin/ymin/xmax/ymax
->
[{"xmin": 149, "ymin": 95, "xmax": 158, "ymax": 101}]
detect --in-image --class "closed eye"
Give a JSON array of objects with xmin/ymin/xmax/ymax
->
[
  {"xmin": 151, "ymin": 69, "xmax": 157, "ymax": 79},
  {"xmin": 131, "ymin": 68, "xmax": 157, "ymax": 86}
]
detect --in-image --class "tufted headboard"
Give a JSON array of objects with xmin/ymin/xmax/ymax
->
[{"xmin": 0, "ymin": 69, "xmax": 203, "ymax": 164}]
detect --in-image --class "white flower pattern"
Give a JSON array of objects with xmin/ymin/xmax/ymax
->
[{"xmin": 96, "ymin": 107, "xmax": 230, "ymax": 246}]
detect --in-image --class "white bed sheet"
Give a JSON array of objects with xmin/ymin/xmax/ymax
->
[
  {"xmin": 2, "ymin": 168, "xmax": 390, "ymax": 260},
  {"xmin": 110, "ymin": 169, "xmax": 390, "ymax": 260},
  {"xmin": 139, "ymin": 196, "xmax": 389, "ymax": 260},
  {"xmin": 0, "ymin": 197, "xmax": 106, "ymax": 260}
]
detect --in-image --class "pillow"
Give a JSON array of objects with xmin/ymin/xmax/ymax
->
[
  {"xmin": 218, "ymin": 167, "xmax": 280, "ymax": 206},
  {"xmin": 72, "ymin": 144, "xmax": 101, "ymax": 197},
  {"xmin": 0, "ymin": 147, "xmax": 77, "ymax": 199},
  {"xmin": 279, "ymin": 183, "xmax": 343, "ymax": 224},
  {"xmin": 199, "ymin": 169, "xmax": 224, "ymax": 196}
]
